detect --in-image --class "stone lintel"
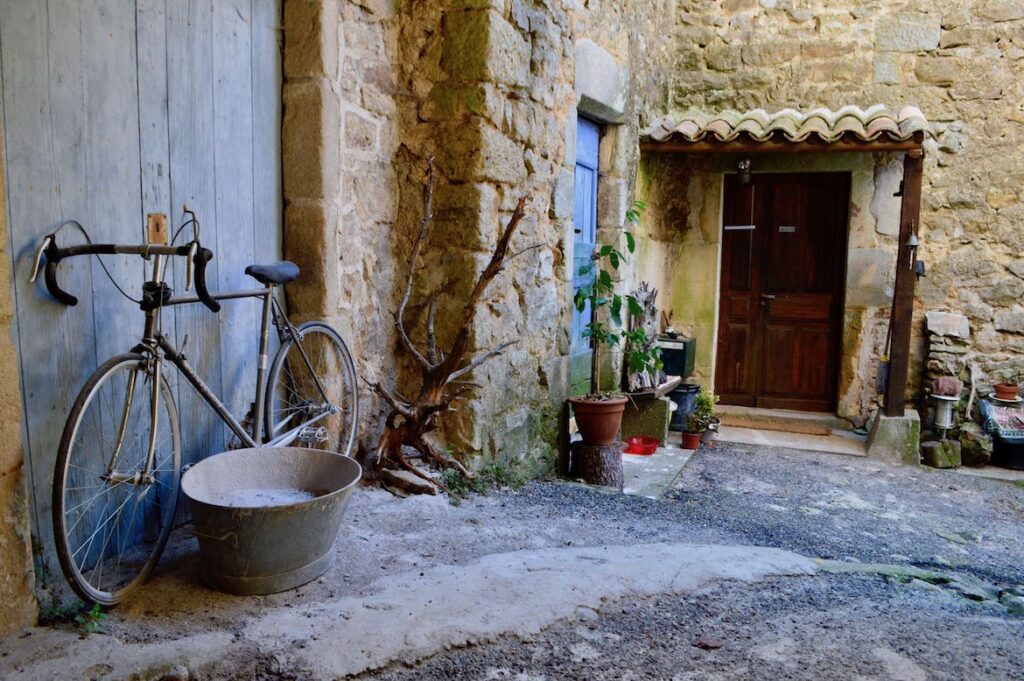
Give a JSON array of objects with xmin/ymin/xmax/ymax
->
[{"xmin": 574, "ymin": 39, "xmax": 628, "ymax": 124}]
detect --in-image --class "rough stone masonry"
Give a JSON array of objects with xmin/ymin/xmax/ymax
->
[{"xmin": 277, "ymin": 0, "xmax": 1024, "ymax": 462}]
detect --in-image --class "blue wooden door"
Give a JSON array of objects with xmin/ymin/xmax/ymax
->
[
  {"xmin": 570, "ymin": 118, "xmax": 600, "ymax": 395},
  {"xmin": 0, "ymin": 0, "xmax": 283, "ymax": 593}
]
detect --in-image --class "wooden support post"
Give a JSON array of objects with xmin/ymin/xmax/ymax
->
[{"xmin": 885, "ymin": 149, "xmax": 924, "ymax": 417}]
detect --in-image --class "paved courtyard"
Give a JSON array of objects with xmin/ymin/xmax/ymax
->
[{"xmin": 2, "ymin": 443, "xmax": 1023, "ymax": 680}]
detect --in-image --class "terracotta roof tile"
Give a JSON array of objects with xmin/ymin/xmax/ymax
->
[{"xmin": 646, "ymin": 105, "xmax": 931, "ymax": 145}]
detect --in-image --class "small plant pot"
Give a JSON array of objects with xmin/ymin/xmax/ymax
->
[
  {"xmin": 570, "ymin": 396, "xmax": 628, "ymax": 445},
  {"xmin": 700, "ymin": 428, "xmax": 717, "ymax": 444},
  {"xmin": 994, "ymin": 383, "xmax": 1020, "ymax": 401},
  {"xmin": 681, "ymin": 431, "xmax": 702, "ymax": 450}
]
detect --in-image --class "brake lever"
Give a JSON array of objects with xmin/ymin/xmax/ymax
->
[{"xmin": 29, "ymin": 235, "xmax": 54, "ymax": 283}]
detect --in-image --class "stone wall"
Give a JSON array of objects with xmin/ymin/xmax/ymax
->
[
  {"xmin": 281, "ymin": 0, "xmax": 1024, "ymax": 456},
  {"xmin": 0, "ymin": 124, "xmax": 37, "ymax": 634},
  {"xmin": 633, "ymin": 0, "xmax": 1024, "ymax": 419}
]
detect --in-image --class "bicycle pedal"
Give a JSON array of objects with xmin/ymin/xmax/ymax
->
[{"xmin": 298, "ymin": 426, "xmax": 329, "ymax": 444}]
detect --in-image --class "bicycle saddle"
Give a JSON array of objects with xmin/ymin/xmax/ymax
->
[{"xmin": 245, "ymin": 261, "xmax": 300, "ymax": 285}]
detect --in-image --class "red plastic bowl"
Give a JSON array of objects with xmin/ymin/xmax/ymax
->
[{"xmin": 624, "ymin": 435, "xmax": 660, "ymax": 455}]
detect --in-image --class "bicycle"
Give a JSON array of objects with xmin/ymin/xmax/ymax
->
[{"xmin": 29, "ymin": 213, "xmax": 358, "ymax": 606}]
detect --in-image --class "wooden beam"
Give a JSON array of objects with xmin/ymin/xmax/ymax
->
[
  {"xmin": 884, "ymin": 148, "xmax": 924, "ymax": 417},
  {"xmin": 640, "ymin": 133, "xmax": 924, "ymax": 155}
]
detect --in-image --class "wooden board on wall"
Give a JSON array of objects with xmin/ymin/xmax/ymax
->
[{"xmin": 0, "ymin": 0, "xmax": 283, "ymax": 591}]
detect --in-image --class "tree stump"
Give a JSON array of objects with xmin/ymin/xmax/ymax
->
[
  {"xmin": 570, "ymin": 441, "xmax": 625, "ymax": 490},
  {"xmin": 922, "ymin": 440, "xmax": 961, "ymax": 468}
]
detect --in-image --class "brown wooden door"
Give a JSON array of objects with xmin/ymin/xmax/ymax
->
[{"xmin": 715, "ymin": 173, "xmax": 850, "ymax": 412}]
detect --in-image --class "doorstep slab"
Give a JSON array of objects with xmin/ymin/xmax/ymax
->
[
  {"xmin": 622, "ymin": 445, "xmax": 695, "ymax": 498},
  {"xmin": 717, "ymin": 425, "xmax": 867, "ymax": 457}
]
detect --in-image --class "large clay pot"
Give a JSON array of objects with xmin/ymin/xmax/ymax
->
[
  {"xmin": 994, "ymin": 383, "xmax": 1020, "ymax": 401},
  {"xmin": 569, "ymin": 396, "xmax": 627, "ymax": 445}
]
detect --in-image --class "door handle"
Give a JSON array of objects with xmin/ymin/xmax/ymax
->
[{"xmin": 760, "ymin": 293, "xmax": 776, "ymax": 300}]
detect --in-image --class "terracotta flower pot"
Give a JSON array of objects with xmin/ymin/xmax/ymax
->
[
  {"xmin": 994, "ymin": 383, "xmax": 1020, "ymax": 401},
  {"xmin": 569, "ymin": 396, "xmax": 627, "ymax": 445},
  {"xmin": 681, "ymin": 431, "xmax": 702, "ymax": 450}
]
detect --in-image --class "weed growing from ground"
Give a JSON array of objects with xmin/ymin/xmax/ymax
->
[{"xmin": 443, "ymin": 457, "xmax": 528, "ymax": 502}]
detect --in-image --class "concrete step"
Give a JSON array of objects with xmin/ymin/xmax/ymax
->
[{"xmin": 717, "ymin": 405, "xmax": 855, "ymax": 436}]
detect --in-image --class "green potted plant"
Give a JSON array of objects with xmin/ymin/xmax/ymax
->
[
  {"xmin": 682, "ymin": 387, "xmax": 719, "ymax": 449},
  {"xmin": 569, "ymin": 201, "xmax": 648, "ymax": 445}
]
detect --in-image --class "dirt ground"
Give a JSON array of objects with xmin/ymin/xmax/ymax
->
[{"xmin": 2, "ymin": 443, "xmax": 1023, "ymax": 680}]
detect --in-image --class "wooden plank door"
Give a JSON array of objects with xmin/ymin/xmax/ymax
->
[
  {"xmin": 715, "ymin": 173, "xmax": 849, "ymax": 412},
  {"xmin": 0, "ymin": 0, "xmax": 283, "ymax": 590},
  {"xmin": 570, "ymin": 117, "xmax": 599, "ymax": 395}
]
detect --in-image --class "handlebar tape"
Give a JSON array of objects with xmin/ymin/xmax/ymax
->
[
  {"xmin": 193, "ymin": 246, "xmax": 220, "ymax": 313},
  {"xmin": 44, "ymin": 259, "xmax": 78, "ymax": 306}
]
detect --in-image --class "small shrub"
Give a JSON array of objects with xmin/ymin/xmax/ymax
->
[{"xmin": 443, "ymin": 456, "xmax": 528, "ymax": 501}]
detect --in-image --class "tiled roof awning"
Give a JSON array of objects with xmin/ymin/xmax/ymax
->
[{"xmin": 644, "ymin": 105, "xmax": 930, "ymax": 152}]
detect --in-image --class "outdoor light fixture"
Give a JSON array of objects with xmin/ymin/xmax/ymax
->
[
  {"xmin": 905, "ymin": 230, "xmax": 919, "ymax": 269},
  {"xmin": 737, "ymin": 158, "xmax": 751, "ymax": 185}
]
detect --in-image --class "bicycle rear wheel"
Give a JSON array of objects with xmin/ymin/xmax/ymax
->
[
  {"xmin": 53, "ymin": 353, "xmax": 181, "ymax": 605},
  {"xmin": 264, "ymin": 321, "xmax": 358, "ymax": 455}
]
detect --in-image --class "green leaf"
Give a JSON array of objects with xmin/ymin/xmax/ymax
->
[
  {"xmin": 599, "ymin": 269, "xmax": 612, "ymax": 288},
  {"xmin": 627, "ymin": 295, "xmax": 643, "ymax": 317},
  {"xmin": 609, "ymin": 252, "xmax": 619, "ymax": 269},
  {"xmin": 599, "ymin": 244, "xmax": 614, "ymax": 256},
  {"xmin": 610, "ymin": 296, "xmax": 622, "ymax": 327},
  {"xmin": 625, "ymin": 231, "xmax": 635, "ymax": 253},
  {"xmin": 578, "ymin": 261, "xmax": 593, "ymax": 276}
]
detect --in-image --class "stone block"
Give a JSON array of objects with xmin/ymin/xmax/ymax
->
[
  {"xmin": 976, "ymin": 0, "xmax": 1024, "ymax": 22},
  {"xmin": 282, "ymin": 81, "xmax": 340, "ymax": 200},
  {"xmin": 921, "ymin": 440, "xmax": 961, "ymax": 469},
  {"xmin": 283, "ymin": 0, "xmax": 338, "ymax": 80},
  {"xmin": 926, "ymin": 311, "xmax": 970, "ymax": 339},
  {"xmin": 876, "ymin": 12, "xmax": 941, "ymax": 52},
  {"xmin": 866, "ymin": 408, "xmax": 921, "ymax": 465},
  {"xmin": 705, "ymin": 44, "xmax": 742, "ymax": 71},
  {"xmin": 444, "ymin": 10, "xmax": 529, "ymax": 87},
  {"xmin": 574, "ymin": 39, "xmax": 628, "ymax": 124},
  {"xmin": 994, "ymin": 307, "xmax": 1024, "ymax": 334},
  {"xmin": 432, "ymin": 183, "xmax": 500, "ymax": 252},
  {"xmin": 959, "ymin": 422, "xmax": 993, "ymax": 467},
  {"xmin": 343, "ymin": 110, "xmax": 379, "ymax": 153},
  {"xmin": 597, "ymin": 176, "xmax": 628, "ymax": 230},
  {"xmin": 621, "ymin": 396, "xmax": 671, "ymax": 444},
  {"xmin": 435, "ymin": 121, "xmax": 526, "ymax": 184},
  {"xmin": 550, "ymin": 167, "xmax": 574, "ymax": 219},
  {"xmin": 741, "ymin": 42, "xmax": 799, "ymax": 66},
  {"xmin": 873, "ymin": 54, "xmax": 900, "ymax": 84}
]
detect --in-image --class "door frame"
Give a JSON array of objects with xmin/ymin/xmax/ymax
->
[{"xmin": 713, "ymin": 170, "xmax": 851, "ymax": 413}]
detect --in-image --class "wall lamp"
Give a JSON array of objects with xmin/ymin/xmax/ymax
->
[{"xmin": 737, "ymin": 158, "xmax": 751, "ymax": 185}]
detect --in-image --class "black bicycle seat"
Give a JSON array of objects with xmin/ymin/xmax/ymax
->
[{"xmin": 244, "ymin": 261, "xmax": 299, "ymax": 285}]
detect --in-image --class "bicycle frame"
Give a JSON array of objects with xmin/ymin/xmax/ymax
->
[{"xmin": 125, "ymin": 253, "xmax": 336, "ymax": 481}]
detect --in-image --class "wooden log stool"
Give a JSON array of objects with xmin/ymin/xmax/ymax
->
[{"xmin": 569, "ymin": 440, "xmax": 625, "ymax": 490}]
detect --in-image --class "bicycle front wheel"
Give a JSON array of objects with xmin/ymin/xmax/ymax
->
[
  {"xmin": 53, "ymin": 353, "xmax": 181, "ymax": 606},
  {"xmin": 265, "ymin": 321, "xmax": 358, "ymax": 456}
]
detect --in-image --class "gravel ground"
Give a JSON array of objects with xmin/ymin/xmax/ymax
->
[
  {"xmin": 349, "ymin": 443, "xmax": 1024, "ymax": 681},
  {"xmin": 362, "ymin": 574, "xmax": 1024, "ymax": 681},
  {"xmin": 668, "ymin": 443, "xmax": 1024, "ymax": 585},
  {"xmin": 14, "ymin": 442, "xmax": 1024, "ymax": 680}
]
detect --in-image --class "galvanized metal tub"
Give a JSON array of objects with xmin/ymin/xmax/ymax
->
[{"xmin": 181, "ymin": 447, "xmax": 361, "ymax": 595}]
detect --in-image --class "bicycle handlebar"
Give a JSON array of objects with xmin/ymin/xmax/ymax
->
[{"xmin": 30, "ymin": 237, "xmax": 221, "ymax": 313}]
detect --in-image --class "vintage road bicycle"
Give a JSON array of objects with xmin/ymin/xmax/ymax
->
[{"xmin": 29, "ymin": 214, "xmax": 358, "ymax": 605}]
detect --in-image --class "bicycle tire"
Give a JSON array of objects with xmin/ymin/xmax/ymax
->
[
  {"xmin": 264, "ymin": 321, "xmax": 358, "ymax": 456},
  {"xmin": 52, "ymin": 353, "xmax": 181, "ymax": 606}
]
